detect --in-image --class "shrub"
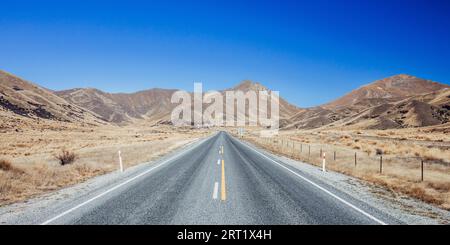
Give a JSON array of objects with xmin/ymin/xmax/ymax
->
[
  {"xmin": 375, "ymin": 148, "xmax": 383, "ymax": 155},
  {"xmin": 55, "ymin": 150, "xmax": 77, "ymax": 165},
  {"xmin": 0, "ymin": 159, "xmax": 12, "ymax": 171}
]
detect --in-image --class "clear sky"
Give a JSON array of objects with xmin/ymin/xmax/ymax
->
[{"xmin": 1, "ymin": 0, "xmax": 449, "ymax": 107}]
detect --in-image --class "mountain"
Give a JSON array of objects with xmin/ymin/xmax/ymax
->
[
  {"xmin": 228, "ymin": 80, "xmax": 301, "ymax": 120},
  {"xmin": 2, "ymin": 70, "xmax": 448, "ymax": 130},
  {"xmin": 57, "ymin": 80, "xmax": 302, "ymax": 125},
  {"xmin": 0, "ymin": 70, "xmax": 107, "ymax": 128},
  {"xmin": 323, "ymin": 74, "xmax": 449, "ymax": 109},
  {"xmin": 0, "ymin": 70, "xmax": 300, "ymax": 127},
  {"xmin": 333, "ymin": 88, "xmax": 450, "ymax": 129},
  {"xmin": 56, "ymin": 88, "xmax": 178, "ymax": 124},
  {"xmin": 285, "ymin": 75, "xmax": 450, "ymax": 130}
]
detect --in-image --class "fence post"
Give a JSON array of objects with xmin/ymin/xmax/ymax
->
[
  {"xmin": 291, "ymin": 141, "xmax": 294, "ymax": 155},
  {"xmin": 308, "ymin": 145, "xmax": 311, "ymax": 161},
  {"xmin": 320, "ymin": 148, "xmax": 322, "ymax": 158},
  {"xmin": 334, "ymin": 151, "xmax": 336, "ymax": 161},
  {"xmin": 421, "ymin": 159, "xmax": 424, "ymax": 182},
  {"xmin": 379, "ymin": 155, "xmax": 383, "ymax": 174},
  {"xmin": 354, "ymin": 152, "xmax": 357, "ymax": 167},
  {"xmin": 300, "ymin": 144, "xmax": 303, "ymax": 153}
]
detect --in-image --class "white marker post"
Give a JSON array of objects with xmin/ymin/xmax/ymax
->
[
  {"xmin": 118, "ymin": 150, "xmax": 124, "ymax": 173},
  {"xmin": 322, "ymin": 152, "xmax": 326, "ymax": 172}
]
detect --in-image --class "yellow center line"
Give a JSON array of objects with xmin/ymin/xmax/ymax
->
[{"xmin": 221, "ymin": 159, "xmax": 226, "ymax": 201}]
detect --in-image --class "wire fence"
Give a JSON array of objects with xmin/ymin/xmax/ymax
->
[{"xmin": 246, "ymin": 135, "xmax": 450, "ymax": 184}]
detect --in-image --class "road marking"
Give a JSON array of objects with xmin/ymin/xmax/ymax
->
[
  {"xmin": 234, "ymin": 136, "xmax": 387, "ymax": 225},
  {"xmin": 40, "ymin": 135, "xmax": 214, "ymax": 225},
  {"xmin": 221, "ymin": 159, "xmax": 226, "ymax": 201},
  {"xmin": 217, "ymin": 159, "xmax": 220, "ymax": 165},
  {"xmin": 213, "ymin": 182, "xmax": 219, "ymax": 199}
]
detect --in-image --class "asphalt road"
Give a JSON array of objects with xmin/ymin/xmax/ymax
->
[{"xmin": 39, "ymin": 131, "xmax": 397, "ymax": 225}]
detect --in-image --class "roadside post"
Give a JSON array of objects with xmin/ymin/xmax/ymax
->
[
  {"xmin": 118, "ymin": 150, "xmax": 124, "ymax": 173},
  {"xmin": 322, "ymin": 152, "xmax": 326, "ymax": 172}
]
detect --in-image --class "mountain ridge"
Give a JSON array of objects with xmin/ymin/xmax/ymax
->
[
  {"xmin": 286, "ymin": 74, "xmax": 449, "ymax": 130},
  {"xmin": 0, "ymin": 70, "xmax": 107, "ymax": 128},
  {"xmin": 1, "ymin": 70, "xmax": 448, "ymax": 130}
]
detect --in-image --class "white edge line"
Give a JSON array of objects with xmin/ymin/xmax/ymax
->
[
  {"xmin": 233, "ymin": 135, "xmax": 388, "ymax": 225},
  {"xmin": 40, "ymin": 135, "xmax": 213, "ymax": 225},
  {"xmin": 213, "ymin": 182, "xmax": 219, "ymax": 199}
]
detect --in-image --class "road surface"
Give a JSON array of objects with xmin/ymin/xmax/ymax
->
[{"xmin": 29, "ymin": 131, "xmax": 402, "ymax": 225}]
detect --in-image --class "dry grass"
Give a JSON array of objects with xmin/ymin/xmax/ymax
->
[
  {"xmin": 0, "ymin": 160, "xmax": 108, "ymax": 203},
  {"xmin": 0, "ymin": 124, "xmax": 211, "ymax": 206},
  {"xmin": 242, "ymin": 127, "xmax": 450, "ymax": 210}
]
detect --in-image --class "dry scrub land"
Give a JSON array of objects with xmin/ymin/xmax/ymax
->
[
  {"xmin": 242, "ymin": 125, "xmax": 450, "ymax": 210},
  {"xmin": 0, "ymin": 121, "xmax": 210, "ymax": 206}
]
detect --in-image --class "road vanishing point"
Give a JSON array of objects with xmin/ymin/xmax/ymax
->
[{"xmin": 37, "ymin": 132, "xmax": 397, "ymax": 225}]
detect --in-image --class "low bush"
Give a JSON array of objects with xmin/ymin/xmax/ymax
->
[
  {"xmin": 55, "ymin": 150, "xmax": 77, "ymax": 165},
  {"xmin": 0, "ymin": 159, "xmax": 12, "ymax": 171}
]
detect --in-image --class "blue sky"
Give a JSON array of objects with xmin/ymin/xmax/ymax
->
[{"xmin": 1, "ymin": 0, "xmax": 449, "ymax": 107}]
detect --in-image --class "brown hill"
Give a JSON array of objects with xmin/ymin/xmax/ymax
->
[
  {"xmin": 323, "ymin": 74, "xmax": 449, "ymax": 109},
  {"xmin": 285, "ymin": 75, "xmax": 449, "ymax": 130},
  {"xmin": 57, "ymin": 80, "xmax": 302, "ymax": 125},
  {"xmin": 228, "ymin": 80, "xmax": 301, "ymax": 120},
  {"xmin": 56, "ymin": 88, "xmax": 178, "ymax": 124},
  {"xmin": 324, "ymin": 89, "xmax": 450, "ymax": 130},
  {"xmin": 0, "ymin": 70, "xmax": 107, "ymax": 128}
]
